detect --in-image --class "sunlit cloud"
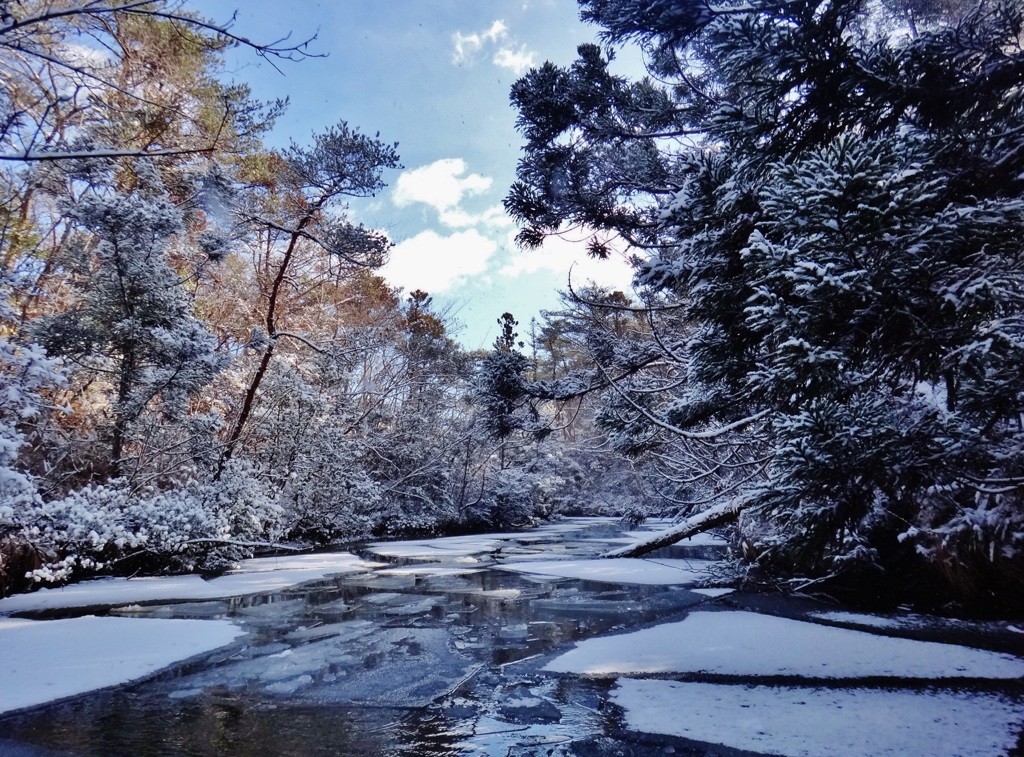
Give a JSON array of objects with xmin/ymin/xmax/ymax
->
[
  {"xmin": 492, "ymin": 45, "xmax": 536, "ymax": 75},
  {"xmin": 392, "ymin": 158, "xmax": 492, "ymax": 215},
  {"xmin": 440, "ymin": 204, "xmax": 514, "ymax": 230},
  {"xmin": 452, "ymin": 20, "xmax": 509, "ymax": 66},
  {"xmin": 451, "ymin": 19, "xmax": 536, "ymax": 75},
  {"xmin": 382, "ymin": 228, "xmax": 497, "ymax": 294}
]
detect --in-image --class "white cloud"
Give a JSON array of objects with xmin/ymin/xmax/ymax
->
[
  {"xmin": 452, "ymin": 20, "xmax": 508, "ymax": 66},
  {"xmin": 440, "ymin": 204, "xmax": 514, "ymax": 230},
  {"xmin": 500, "ymin": 232, "xmax": 637, "ymax": 294},
  {"xmin": 452, "ymin": 19, "xmax": 536, "ymax": 75},
  {"xmin": 381, "ymin": 229, "xmax": 497, "ymax": 294},
  {"xmin": 393, "ymin": 158, "xmax": 492, "ymax": 214},
  {"xmin": 493, "ymin": 45, "xmax": 536, "ymax": 75}
]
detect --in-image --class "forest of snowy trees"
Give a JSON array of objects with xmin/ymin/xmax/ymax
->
[
  {"xmin": 1, "ymin": 0, "xmax": 1022, "ymax": 612},
  {"xmin": 0, "ymin": 0, "xmax": 651, "ymax": 595}
]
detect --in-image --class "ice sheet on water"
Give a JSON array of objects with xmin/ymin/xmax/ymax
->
[
  {"xmin": 307, "ymin": 597, "xmax": 353, "ymax": 616},
  {"xmin": 0, "ymin": 616, "xmax": 243, "ymax": 714},
  {"xmin": 810, "ymin": 610, "xmax": 1015, "ymax": 638},
  {"xmin": 545, "ymin": 610, "xmax": 1024, "ymax": 679},
  {"xmin": 380, "ymin": 596, "xmax": 444, "ymax": 616},
  {"xmin": 611, "ymin": 679, "xmax": 1024, "ymax": 757},
  {"xmin": 284, "ymin": 619, "xmax": 374, "ymax": 643},
  {"xmin": 376, "ymin": 564, "xmax": 483, "ymax": 577},
  {"xmin": 810, "ymin": 610, "xmax": 905, "ymax": 629},
  {"xmin": 499, "ymin": 558, "xmax": 716, "ymax": 586},
  {"xmin": 356, "ymin": 591, "xmax": 448, "ymax": 616},
  {"xmin": 109, "ymin": 599, "xmax": 232, "ymax": 618},
  {"xmin": 364, "ymin": 519, "xmax": 616, "ymax": 561},
  {"xmin": 0, "ymin": 552, "xmax": 379, "ymax": 614},
  {"xmin": 338, "ymin": 573, "xmax": 421, "ymax": 592},
  {"xmin": 365, "ymin": 536, "xmax": 504, "ymax": 559},
  {"xmin": 235, "ymin": 597, "xmax": 307, "ymax": 620},
  {"xmin": 169, "ymin": 622, "xmax": 476, "ymax": 706}
]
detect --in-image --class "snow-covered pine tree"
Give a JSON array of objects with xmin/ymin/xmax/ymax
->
[
  {"xmin": 506, "ymin": 0, "xmax": 1024, "ymax": 607},
  {"xmin": 33, "ymin": 167, "xmax": 224, "ymax": 480}
]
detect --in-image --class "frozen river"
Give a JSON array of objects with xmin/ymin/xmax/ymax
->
[{"xmin": 0, "ymin": 518, "xmax": 1022, "ymax": 755}]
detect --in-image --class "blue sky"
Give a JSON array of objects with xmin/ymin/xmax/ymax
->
[{"xmin": 193, "ymin": 0, "xmax": 638, "ymax": 349}]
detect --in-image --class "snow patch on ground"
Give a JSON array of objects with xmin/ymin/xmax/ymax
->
[
  {"xmin": 0, "ymin": 616, "xmax": 243, "ymax": 714},
  {"xmin": 499, "ymin": 558, "xmax": 715, "ymax": 586},
  {"xmin": 0, "ymin": 553, "xmax": 379, "ymax": 614},
  {"xmin": 610, "ymin": 679, "xmax": 1023, "ymax": 757},
  {"xmin": 545, "ymin": 611, "xmax": 1024, "ymax": 679}
]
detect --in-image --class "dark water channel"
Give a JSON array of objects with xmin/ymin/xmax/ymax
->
[{"xmin": 1, "ymin": 518, "xmax": 1021, "ymax": 756}]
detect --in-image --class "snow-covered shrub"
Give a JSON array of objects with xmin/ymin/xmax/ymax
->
[
  {"xmin": 279, "ymin": 424, "xmax": 384, "ymax": 543},
  {"xmin": 465, "ymin": 467, "xmax": 543, "ymax": 530},
  {"xmin": 16, "ymin": 461, "xmax": 282, "ymax": 585},
  {"xmin": 0, "ymin": 272, "xmax": 67, "ymax": 592}
]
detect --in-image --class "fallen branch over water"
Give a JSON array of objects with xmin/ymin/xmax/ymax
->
[{"xmin": 602, "ymin": 498, "xmax": 747, "ymax": 558}]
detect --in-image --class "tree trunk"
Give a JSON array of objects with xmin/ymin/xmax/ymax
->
[
  {"xmin": 216, "ymin": 211, "xmax": 315, "ymax": 477},
  {"xmin": 601, "ymin": 498, "xmax": 748, "ymax": 558}
]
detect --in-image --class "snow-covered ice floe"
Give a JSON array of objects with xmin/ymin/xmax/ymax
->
[
  {"xmin": 365, "ymin": 535, "xmax": 505, "ymax": 559},
  {"xmin": 0, "ymin": 616, "xmax": 243, "ymax": 714},
  {"xmin": 499, "ymin": 558, "xmax": 715, "ymax": 586},
  {"xmin": 0, "ymin": 553, "xmax": 380, "ymax": 614},
  {"xmin": 545, "ymin": 611, "xmax": 1024, "ymax": 679},
  {"xmin": 610, "ymin": 679, "xmax": 1024, "ymax": 757},
  {"xmin": 364, "ymin": 519, "xmax": 610, "ymax": 560}
]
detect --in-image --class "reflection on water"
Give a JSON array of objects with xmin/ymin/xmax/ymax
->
[
  {"xmin": 1, "ymin": 518, "xmax": 1021, "ymax": 756},
  {"xmin": 0, "ymin": 519, "xmax": 719, "ymax": 755}
]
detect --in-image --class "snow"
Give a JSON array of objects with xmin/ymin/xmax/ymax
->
[
  {"xmin": 499, "ymin": 558, "xmax": 715, "ymax": 585},
  {"xmin": 0, "ymin": 616, "xmax": 243, "ymax": 714},
  {"xmin": 0, "ymin": 552, "xmax": 379, "ymax": 614},
  {"xmin": 610, "ymin": 679, "xmax": 1024, "ymax": 757},
  {"xmin": 364, "ymin": 521, "xmax": 603, "ymax": 560},
  {"xmin": 544, "ymin": 611, "xmax": 1024, "ymax": 679},
  {"xmin": 366, "ymin": 536, "xmax": 504, "ymax": 559}
]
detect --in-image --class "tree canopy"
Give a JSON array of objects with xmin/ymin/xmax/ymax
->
[{"xmin": 506, "ymin": 0, "xmax": 1024, "ymax": 608}]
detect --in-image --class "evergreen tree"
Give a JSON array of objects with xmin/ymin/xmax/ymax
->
[
  {"xmin": 33, "ymin": 170, "xmax": 224, "ymax": 479},
  {"xmin": 507, "ymin": 0, "xmax": 1024, "ymax": 606}
]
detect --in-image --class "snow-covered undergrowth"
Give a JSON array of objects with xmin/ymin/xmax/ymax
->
[{"xmin": 3, "ymin": 460, "xmax": 284, "ymax": 588}]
